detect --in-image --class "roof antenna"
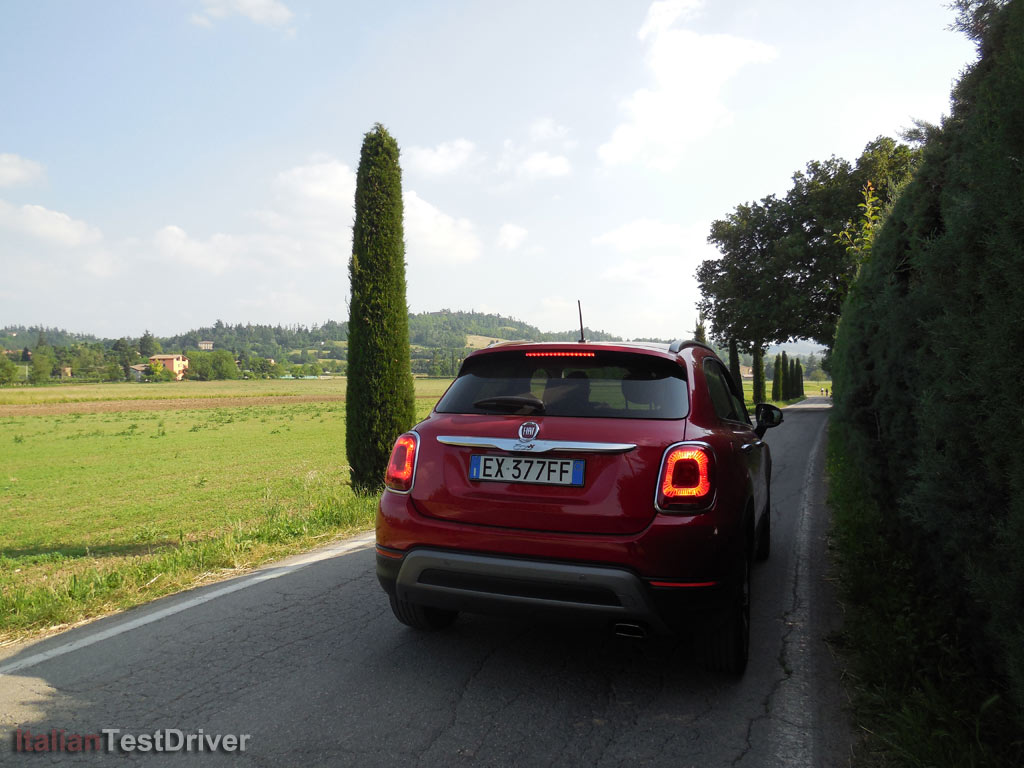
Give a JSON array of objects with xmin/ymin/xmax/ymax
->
[{"xmin": 577, "ymin": 300, "xmax": 586, "ymax": 343}]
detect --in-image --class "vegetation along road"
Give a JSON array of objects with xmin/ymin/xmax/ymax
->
[{"xmin": 0, "ymin": 397, "xmax": 848, "ymax": 767}]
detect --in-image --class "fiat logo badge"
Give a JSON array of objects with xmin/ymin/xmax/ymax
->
[{"xmin": 518, "ymin": 421, "xmax": 540, "ymax": 441}]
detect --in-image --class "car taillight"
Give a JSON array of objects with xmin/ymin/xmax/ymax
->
[
  {"xmin": 656, "ymin": 442, "xmax": 714, "ymax": 511},
  {"xmin": 384, "ymin": 432, "xmax": 419, "ymax": 493}
]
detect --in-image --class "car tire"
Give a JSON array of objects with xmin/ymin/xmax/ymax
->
[
  {"xmin": 755, "ymin": 502, "xmax": 771, "ymax": 561},
  {"xmin": 702, "ymin": 553, "xmax": 750, "ymax": 675},
  {"xmin": 389, "ymin": 594, "xmax": 458, "ymax": 630}
]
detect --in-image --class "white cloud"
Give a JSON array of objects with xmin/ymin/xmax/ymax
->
[
  {"xmin": 594, "ymin": 218, "xmax": 717, "ymax": 288},
  {"xmin": 273, "ymin": 156, "xmax": 356, "ymax": 216},
  {"xmin": 496, "ymin": 223, "xmax": 528, "ymax": 251},
  {"xmin": 637, "ymin": 0, "xmax": 702, "ymax": 42},
  {"xmin": 191, "ymin": 0, "xmax": 293, "ymax": 28},
  {"xmin": 0, "ymin": 154, "xmax": 44, "ymax": 187},
  {"xmin": 405, "ymin": 191, "xmax": 481, "ymax": 265},
  {"xmin": 495, "ymin": 124, "xmax": 574, "ymax": 183},
  {"xmin": 0, "ymin": 200, "xmax": 102, "ymax": 247},
  {"xmin": 152, "ymin": 225, "xmax": 304, "ymax": 276},
  {"xmin": 405, "ymin": 139, "xmax": 478, "ymax": 175},
  {"xmin": 528, "ymin": 118, "xmax": 570, "ymax": 143},
  {"xmin": 252, "ymin": 156, "xmax": 357, "ymax": 262},
  {"xmin": 153, "ymin": 226, "xmax": 238, "ymax": 275},
  {"xmin": 517, "ymin": 151, "xmax": 571, "ymax": 180},
  {"xmin": 599, "ymin": 0, "xmax": 776, "ymax": 170}
]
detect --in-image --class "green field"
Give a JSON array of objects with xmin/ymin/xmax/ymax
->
[
  {"xmin": 0, "ymin": 376, "xmax": 355, "ymax": 405},
  {"xmin": 0, "ymin": 378, "xmax": 452, "ymax": 642}
]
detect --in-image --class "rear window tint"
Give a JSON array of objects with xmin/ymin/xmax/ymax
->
[{"xmin": 436, "ymin": 351, "xmax": 689, "ymax": 419}]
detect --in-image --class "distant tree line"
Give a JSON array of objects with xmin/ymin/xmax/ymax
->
[{"xmin": 2, "ymin": 310, "xmax": 629, "ymax": 385}]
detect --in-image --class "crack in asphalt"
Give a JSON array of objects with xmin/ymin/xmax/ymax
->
[{"xmin": 413, "ymin": 635, "xmax": 505, "ymax": 767}]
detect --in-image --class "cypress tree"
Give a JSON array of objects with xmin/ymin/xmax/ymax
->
[
  {"xmin": 751, "ymin": 348, "xmax": 766, "ymax": 404},
  {"xmin": 346, "ymin": 124, "xmax": 416, "ymax": 492},
  {"xmin": 779, "ymin": 352, "xmax": 789, "ymax": 400},
  {"xmin": 771, "ymin": 353, "xmax": 782, "ymax": 401},
  {"xmin": 796, "ymin": 360, "xmax": 804, "ymax": 399},
  {"xmin": 728, "ymin": 337, "xmax": 742, "ymax": 396},
  {"xmin": 789, "ymin": 359, "xmax": 799, "ymax": 400}
]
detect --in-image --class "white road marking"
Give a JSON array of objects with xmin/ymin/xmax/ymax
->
[{"xmin": 0, "ymin": 532, "xmax": 375, "ymax": 676}]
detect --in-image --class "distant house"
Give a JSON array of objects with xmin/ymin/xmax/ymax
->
[
  {"xmin": 740, "ymin": 365, "xmax": 753, "ymax": 380},
  {"xmin": 129, "ymin": 364, "xmax": 148, "ymax": 382},
  {"xmin": 60, "ymin": 367, "xmax": 72, "ymax": 379},
  {"xmin": 149, "ymin": 354, "xmax": 189, "ymax": 381},
  {"xmin": 198, "ymin": 340, "xmax": 214, "ymax": 350}
]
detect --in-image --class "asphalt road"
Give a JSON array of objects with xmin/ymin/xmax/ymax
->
[{"xmin": 0, "ymin": 397, "xmax": 850, "ymax": 767}]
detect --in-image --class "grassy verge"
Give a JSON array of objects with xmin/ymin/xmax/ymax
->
[
  {"xmin": 0, "ymin": 381, "xmax": 449, "ymax": 644},
  {"xmin": 826, "ymin": 422, "xmax": 1023, "ymax": 767},
  {"xmin": 0, "ymin": 488, "xmax": 379, "ymax": 642}
]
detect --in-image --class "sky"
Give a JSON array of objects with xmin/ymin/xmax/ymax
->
[{"xmin": 0, "ymin": 0, "xmax": 978, "ymax": 342}]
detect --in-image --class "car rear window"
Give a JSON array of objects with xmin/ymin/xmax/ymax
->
[{"xmin": 435, "ymin": 350, "xmax": 689, "ymax": 419}]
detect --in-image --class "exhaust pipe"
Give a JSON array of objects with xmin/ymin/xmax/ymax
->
[{"xmin": 612, "ymin": 622, "xmax": 648, "ymax": 640}]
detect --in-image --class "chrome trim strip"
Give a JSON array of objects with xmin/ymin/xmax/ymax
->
[{"xmin": 436, "ymin": 435, "xmax": 636, "ymax": 454}]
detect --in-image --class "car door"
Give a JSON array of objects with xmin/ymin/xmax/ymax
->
[{"xmin": 702, "ymin": 360, "xmax": 766, "ymax": 520}]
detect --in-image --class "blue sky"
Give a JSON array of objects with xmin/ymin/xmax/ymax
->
[{"xmin": 0, "ymin": 0, "xmax": 976, "ymax": 340}]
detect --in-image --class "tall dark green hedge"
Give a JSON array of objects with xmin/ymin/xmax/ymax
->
[
  {"xmin": 833, "ymin": 0, "xmax": 1024, "ymax": 716},
  {"xmin": 346, "ymin": 124, "xmax": 416, "ymax": 492}
]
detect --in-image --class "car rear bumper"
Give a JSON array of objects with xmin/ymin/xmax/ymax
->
[
  {"xmin": 377, "ymin": 489, "xmax": 738, "ymax": 581},
  {"xmin": 377, "ymin": 546, "xmax": 727, "ymax": 634}
]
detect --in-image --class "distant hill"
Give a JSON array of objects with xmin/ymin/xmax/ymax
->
[
  {"xmin": 1, "ymin": 310, "xmax": 621, "ymax": 359},
  {"xmin": 767, "ymin": 340, "xmax": 828, "ymax": 357},
  {"xmin": 408, "ymin": 310, "xmax": 621, "ymax": 348},
  {"xmin": 3, "ymin": 317, "xmax": 827, "ymax": 362}
]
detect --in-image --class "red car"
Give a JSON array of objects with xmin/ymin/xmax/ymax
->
[{"xmin": 376, "ymin": 340, "xmax": 782, "ymax": 673}]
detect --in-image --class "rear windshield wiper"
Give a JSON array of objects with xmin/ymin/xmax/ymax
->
[{"xmin": 472, "ymin": 395, "xmax": 546, "ymax": 414}]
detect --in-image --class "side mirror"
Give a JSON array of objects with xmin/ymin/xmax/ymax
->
[{"xmin": 754, "ymin": 403, "xmax": 783, "ymax": 438}]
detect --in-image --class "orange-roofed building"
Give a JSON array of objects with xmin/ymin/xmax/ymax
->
[{"xmin": 149, "ymin": 354, "xmax": 189, "ymax": 381}]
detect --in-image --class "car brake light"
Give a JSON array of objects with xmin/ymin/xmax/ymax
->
[
  {"xmin": 524, "ymin": 351, "xmax": 596, "ymax": 358},
  {"xmin": 385, "ymin": 433, "xmax": 419, "ymax": 493},
  {"xmin": 657, "ymin": 443, "xmax": 713, "ymax": 511}
]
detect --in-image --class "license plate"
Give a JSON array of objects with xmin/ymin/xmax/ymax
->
[{"xmin": 469, "ymin": 455, "xmax": 585, "ymax": 487}]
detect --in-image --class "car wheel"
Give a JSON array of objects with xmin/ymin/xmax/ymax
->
[
  {"xmin": 755, "ymin": 503, "xmax": 771, "ymax": 561},
  {"xmin": 389, "ymin": 594, "xmax": 458, "ymax": 630},
  {"xmin": 703, "ymin": 552, "xmax": 750, "ymax": 675}
]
